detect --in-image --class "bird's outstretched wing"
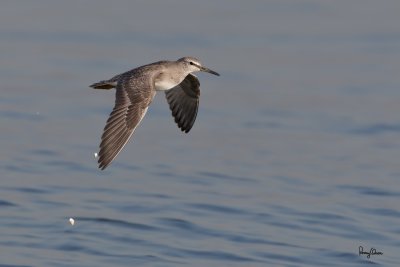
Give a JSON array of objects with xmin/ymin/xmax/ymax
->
[
  {"xmin": 165, "ymin": 74, "xmax": 200, "ymax": 133},
  {"xmin": 98, "ymin": 73, "xmax": 156, "ymax": 170}
]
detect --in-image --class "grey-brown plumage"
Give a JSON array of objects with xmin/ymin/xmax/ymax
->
[{"xmin": 90, "ymin": 57, "xmax": 219, "ymax": 170}]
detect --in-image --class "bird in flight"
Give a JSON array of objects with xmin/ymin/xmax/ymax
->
[{"xmin": 90, "ymin": 57, "xmax": 219, "ymax": 170}]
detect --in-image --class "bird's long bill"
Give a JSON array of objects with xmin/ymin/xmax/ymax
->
[{"xmin": 200, "ymin": 66, "xmax": 220, "ymax": 76}]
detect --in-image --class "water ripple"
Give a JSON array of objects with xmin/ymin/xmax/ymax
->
[
  {"xmin": 255, "ymin": 251, "xmax": 302, "ymax": 264},
  {"xmin": 187, "ymin": 203, "xmax": 247, "ymax": 215},
  {"xmin": 337, "ymin": 185, "xmax": 400, "ymax": 197},
  {"xmin": 77, "ymin": 217, "xmax": 160, "ymax": 232},
  {"xmin": 43, "ymin": 160, "xmax": 93, "ymax": 172},
  {"xmin": 157, "ymin": 217, "xmax": 203, "ymax": 233},
  {"xmin": 0, "ymin": 110, "xmax": 44, "ymax": 121},
  {"xmin": 157, "ymin": 216, "xmax": 295, "ymax": 249},
  {"xmin": 242, "ymin": 120, "xmax": 282, "ymax": 129},
  {"xmin": 196, "ymin": 171, "xmax": 256, "ymax": 183},
  {"xmin": 165, "ymin": 248, "xmax": 261, "ymax": 263},
  {"xmin": 351, "ymin": 123, "xmax": 400, "ymax": 135},
  {"xmin": 29, "ymin": 149, "xmax": 60, "ymax": 157},
  {"xmin": 0, "ymin": 199, "xmax": 17, "ymax": 207},
  {"xmin": 362, "ymin": 208, "xmax": 400, "ymax": 218},
  {"xmin": 4, "ymin": 164, "xmax": 42, "ymax": 174},
  {"xmin": 6, "ymin": 186, "xmax": 50, "ymax": 194}
]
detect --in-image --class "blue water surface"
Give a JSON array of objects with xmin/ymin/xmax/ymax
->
[{"xmin": 1, "ymin": 1, "xmax": 400, "ymax": 266}]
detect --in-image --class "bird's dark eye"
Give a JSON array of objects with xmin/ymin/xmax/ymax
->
[{"xmin": 189, "ymin": 62, "xmax": 194, "ymax": 65}]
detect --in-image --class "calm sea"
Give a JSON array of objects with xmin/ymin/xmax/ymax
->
[{"xmin": 1, "ymin": 1, "xmax": 400, "ymax": 266}]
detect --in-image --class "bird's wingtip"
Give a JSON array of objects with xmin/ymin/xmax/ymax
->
[
  {"xmin": 98, "ymin": 159, "xmax": 108, "ymax": 170},
  {"xmin": 99, "ymin": 164, "xmax": 107, "ymax": 170}
]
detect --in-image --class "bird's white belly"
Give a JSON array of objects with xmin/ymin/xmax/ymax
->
[{"xmin": 155, "ymin": 79, "xmax": 179, "ymax": 91}]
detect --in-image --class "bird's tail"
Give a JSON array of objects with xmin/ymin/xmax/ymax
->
[{"xmin": 89, "ymin": 80, "xmax": 117, "ymax": 90}]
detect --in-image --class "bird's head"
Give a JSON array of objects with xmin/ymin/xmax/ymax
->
[{"xmin": 178, "ymin": 57, "xmax": 220, "ymax": 76}]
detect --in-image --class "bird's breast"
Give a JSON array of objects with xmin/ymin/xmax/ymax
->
[{"xmin": 154, "ymin": 72, "xmax": 183, "ymax": 91}]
